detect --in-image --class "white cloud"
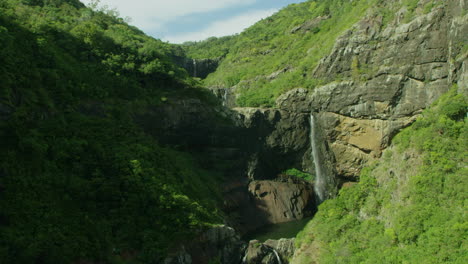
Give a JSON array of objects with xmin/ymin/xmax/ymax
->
[
  {"xmin": 163, "ymin": 8, "xmax": 278, "ymax": 43},
  {"xmin": 81, "ymin": 0, "xmax": 257, "ymax": 31}
]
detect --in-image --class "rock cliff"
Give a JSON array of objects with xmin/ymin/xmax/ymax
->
[
  {"xmin": 164, "ymin": 225, "xmax": 245, "ymax": 264},
  {"xmin": 276, "ymin": 1, "xmax": 467, "ymax": 180},
  {"xmin": 248, "ymin": 177, "xmax": 315, "ymax": 224},
  {"xmin": 174, "ymin": 57, "xmax": 221, "ymax": 79},
  {"xmin": 243, "ymin": 238, "xmax": 296, "ymax": 264},
  {"xmin": 162, "ymin": 0, "xmax": 467, "ymax": 262},
  {"xmin": 135, "ymin": 96, "xmax": 318, "ymax": 233}
]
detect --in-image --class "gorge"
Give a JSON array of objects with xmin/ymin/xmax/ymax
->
[{"xmin": 0, "ymin": 0, "xmax": 466, "ymax": 264}]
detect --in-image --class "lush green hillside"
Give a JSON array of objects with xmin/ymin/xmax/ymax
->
[
  {"xmin": 185, "ymin": 0, "xmax": 446, "ymax": 107},
  {"xmin": 294, "ymin": 88, "xmax": 467, "ymax": 263},
  {"xmin": 185, "ymin": 0, "xmax": 379, "ymax": 107},
  {"xmin": 1, "ymin": 0, "xmax": 465, "ymax": 263},
  {"xmin": 0, "ymin": 1, "xmax": 222, "ymax": 263},
  {"xmin": 182, "ymin": 35, "xmax": 236, "ymax": 60}
]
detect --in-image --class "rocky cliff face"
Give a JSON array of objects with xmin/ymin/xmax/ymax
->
[
  {"xmin": 175, "ymin": 57, "xmax": 221, "ymax": 79},
  {"xmin": 161, "ymin": 1, "xmax": 467, "ymax": 262},
  {"xmin": 276, "ymin": 1, "xmax": 467, "ymax": 180},
  {"xmin": 243, "ymin": 238, "xmax": 295, "ymax": 264},
  {"xmin": 248, "ymin": 177, "xmax": 315, "ymax": 224},
  {"xmin": 135, "ymin": 96, "xmax": 318, "ymax": 233},
  {"xmin": 164, "ymin": 225, "xmax": 245, "ymax": 264},
  {"xmin": 233, "ymin": 107, "xmax": 310, "ymax": 180}
]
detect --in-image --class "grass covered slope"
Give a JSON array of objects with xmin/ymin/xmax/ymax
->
[
  {"xmin": 0, "ymin": 1, "xmax": 222, "ymax": 263},
  {"xmin": 185, "ymin": 0, "xmax": 449, "ymax": 108},
  {"xmin": 186, "ymin": 0, "xmax": 380, "ymax": 107},
  {"xmin": 293, "ymin": 88, "xmax": 467, "ymax": 263}
]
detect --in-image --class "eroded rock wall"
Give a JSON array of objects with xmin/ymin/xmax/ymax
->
[
  {"xmin": 164, "ymin": 225, "xmax": 245, "ymax": 264},
  {"xmin": 248, "ymin": 177, "xmax": 315, "ymax": 224},
  {"xmin": 277, "ymin": 2, "xmax": 467, "ymax": 179}
]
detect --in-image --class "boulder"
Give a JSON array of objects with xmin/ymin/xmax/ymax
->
[{"xmin": 248, "ymin": 178, "xmax": 315, "ymax": 224}]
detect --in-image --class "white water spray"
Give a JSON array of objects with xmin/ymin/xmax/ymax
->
[
  {"xmin": 192, "ymin": 59, "xmax": 197, "ymax": 77},
  {"xmin": 221, "ymin": 88, "xmax": 228, "ymax": 106},
  {"xmin": 310, "ymin": 113, "xmax": 326, "ymax": 203},
  {"xmin": 272, "ymin": 249, "xmax": 282, "ymax": 264},
  {"xmin": 242, "ymin": 252, "xmax": 247, "ymax": 264}
]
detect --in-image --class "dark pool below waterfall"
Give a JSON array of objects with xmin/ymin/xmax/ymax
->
[{"xmin": 243, "ymin": 217, "xmax": 313, "ymax": 242}]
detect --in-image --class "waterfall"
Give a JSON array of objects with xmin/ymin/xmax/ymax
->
[
  {"xmin": 242, "ymin": 252, "xmax": 247, "ymax": 264},
  {"xmin": 221, "ymin": 88, "xmax": 228, "ymax": 107},
  {"xmin": 192, "ymin": 59, "xmax": 197, "ymax": 77},
  {"xmin": 310, "ymin": 113, "xmax": 326, "ymax": 203},
  {"xmin": 272, "ymin": 249, "xmax": 282, "ymax": 264}
]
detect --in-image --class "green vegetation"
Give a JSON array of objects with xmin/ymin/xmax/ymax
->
[
  {"xmin": 283, "ymin": 168, "xmax": 314, "ymax": 181},
  {"xmin": 186, "ymin": 0, "xmax": 381, "ymax": 107},
  {"xmin": 294, "ymin": 88, "xmax": 467, "ymax": 263},
  {"xmin": 184, "ymin": 0, "xmax": 447, "ymax": 108},
  {"xmin": 0, "ymin": 0, "xmax": 223, "ymax": 263},
  {"xmin": 0, "ymin": 0, "xmax": 464, "ymax": 263},
  {"xmin": 182, "ymin": 35, "xmax": 236, "ymax": 59}
]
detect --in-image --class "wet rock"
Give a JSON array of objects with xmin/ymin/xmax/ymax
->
[
  {"xmin": 210, "ymin": 86, "xmax": 238, "ymax": 108},
  {"xmin": 243, "ymin": 240, "xmax": 282, "ymax": 264},
  {"xmin": 243, "ymin": 238, "xmax": 295, "ymax": 264},
  {"xmin": 264, "ymin": 238, "xmax": 295, "ymax": 260}
]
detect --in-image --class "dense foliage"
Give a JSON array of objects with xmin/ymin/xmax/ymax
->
[
  {"xmin": 283, "ymin": 168, "xmax": 314, "ymax": 181},
  {"xmin": 0, "ymin": 1, "xmax": 223, "ymax": 263},
  {"xmin": 294, "ymin": 88, "xmax": 467, "ymax": 263},
  {"xmin": 182, "ymin": 35, "xmax": 235, "ymax": 60}
]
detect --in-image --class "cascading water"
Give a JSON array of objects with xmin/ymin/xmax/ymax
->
[
  {"xmin": 310, "ymin": 113, "xmax": 326, "ymax": 203},
  {"xmin": 192, "ymin": 59, "xmax": 197, "ymax": 77},
  {"xmin": 221, "ymin": 88, "xmax": 228, "ymax": 106},
  {"xmin": 272, "ymin": 249, "xmax": 282, "ymax": 264},
  {"xmin": 242, "ymin": 252, "xmax": 247, "ymax": 264}
]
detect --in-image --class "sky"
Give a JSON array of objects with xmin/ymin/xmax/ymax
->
[{"xmin": 81, "ymin": 0, "xmax": 306, "ymax": 43}]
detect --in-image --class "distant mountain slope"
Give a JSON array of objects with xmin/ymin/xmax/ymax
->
[
  {"xmin": 184, "ymin": 0, "xmax": 464, "ymax": 108},
  {"xmin": 185, "ymin": 0, "xmax": 384, "ymax": 106}
]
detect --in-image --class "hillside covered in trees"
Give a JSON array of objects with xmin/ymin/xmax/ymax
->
[
  {"xmin": 0, "ymin": 0, "xmax": 225, "ymax": 263},
  {"xmin": 0, "ymin": 0, "xmax": 466, "ymax": 264}
]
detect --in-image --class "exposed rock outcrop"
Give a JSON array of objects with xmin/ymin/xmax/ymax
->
[
  {"xmin": 243, "ymin": 238, "xmax": 295, "ymax": 264},
  {"xmin": 276, "ymin": 2, "xmax": 468, "ymax": 179},
  {"xmin": 234, "ymin": 107, "xmax": 310, "ymax": 180},
  {"xmin": 136, "ymin": 97, "xmax": 318, "ymax": 233},
  {"xmin": 179, "ymin": 57, "xmax": 221, "ymax": 79},
  {"xmin": 164, "ymin": 225, "xmax": 245, "ymax": 264},
  {"xmin": 211, "ymin": 86, "xmax": 238, "ymax": 108},
  {"xmin": 248, "ymin": 177, "xmax": 315, "ymax": 224},
  {"xmin": 264, "ymin": 238, "xmax": 296, "ymax": 260}
]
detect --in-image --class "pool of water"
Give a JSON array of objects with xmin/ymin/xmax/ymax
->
[{"xmin": 243, "ymin": 217, "xmax": 313, "ymax": 242}]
